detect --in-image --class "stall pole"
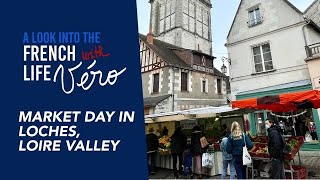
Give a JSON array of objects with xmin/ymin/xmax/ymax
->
[{"xmin": 291, "ymin": 111, "xmax": 301, "ymax": 165}]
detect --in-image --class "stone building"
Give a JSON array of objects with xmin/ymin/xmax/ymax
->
[
  {"xmin": 226, "ymin": 0, "xmax": 320, "ymax": 136},
  {"xmin": 149, "ymin": 0, "xmax": 212, "ymax": 55},
  {"xmin": 305, "ymin": 0, "xmax": 320, "ymax": 27},
  {"xmin": 140, "ymin": 0, "xmax": 229, "ymax": 115},
  {"xmin": 140, "ymin": 34, "xmax": 228, "ymax": 115}
]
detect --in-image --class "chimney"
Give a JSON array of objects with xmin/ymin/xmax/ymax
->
[{"xmin": 147, "ymin": 0, "xmax": 154, "ymax": 44}]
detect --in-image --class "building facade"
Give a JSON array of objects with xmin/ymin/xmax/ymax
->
[
  {"xmin": 140, "ymin": 34, "xmax": 228, "ymax": 115},
  {"xmin": 140, "ymin": 0, "xmax": 229, "ymax": 115},
  {"xmin": 149, "ymin": 0, "xmax": 212, "ymax": 55},
  {"xmin": 226, "ymin": 0, "xmax": 320, "ymax": 137},
  {"xmin": 305, "ymin": 0, "xmax": 320, "ymax": 27}
]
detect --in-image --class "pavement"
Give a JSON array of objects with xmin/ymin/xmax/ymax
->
[{"xmin": 149, "ymin": 151, "xmax": 320, "ymax": 179}]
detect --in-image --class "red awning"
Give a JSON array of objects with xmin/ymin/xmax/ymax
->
[{"xmin": 232, "ymin": 90, "xmax": 320, "ymax": 112}]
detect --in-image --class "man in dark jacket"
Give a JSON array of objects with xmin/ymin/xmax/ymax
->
[
  {"xmin": 266, "ymin": 119, "xmax": 285, "ymax": 179},
  {"xmin": 170, "ymin": 126, "xmax": 187, "ymax": 178},
  {"xmin": 146, "ymin": 127, "xmax": 159, "ymax": 174}
]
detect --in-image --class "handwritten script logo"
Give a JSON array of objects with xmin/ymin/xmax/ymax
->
[{"xmin": 53, "ymin": 60, "xmax": 126, "ymax": 94}]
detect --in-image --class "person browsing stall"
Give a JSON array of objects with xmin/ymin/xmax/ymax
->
[
  {"xmin": 226, "ymin": 121, "xmax": 253, "ymax": 179},
  {"xmin": 266, "ymin": 118, "xmax": 285, "ymax": 179}
]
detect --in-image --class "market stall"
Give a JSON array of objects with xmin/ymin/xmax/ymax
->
[
  {"xmin": 145, "ymin": 106, "xmax": 243, "ymax": 176},
  {"xmin": 247, "ymin": 136, "xmax": 305, "ymax": 179},
  {"xmin": 232, "ymin": 89, "xmax": 320, "ymax": 179}
]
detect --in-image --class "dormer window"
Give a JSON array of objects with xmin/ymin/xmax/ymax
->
[{"xmin": 248, "ymin": 6, "xmax": 263, "ymax": 27}]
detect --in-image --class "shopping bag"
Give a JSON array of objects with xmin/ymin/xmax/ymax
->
[
  {"xmin": 200, "ymin": 136, "xmax": 209, "ymax": 148},
  {"xmin": 242, "ymin": 133, "xmax": 252, "ymax": 165},
  {"xmin": 242, "ymin": 146, "xmax": 252, "ymax": 165},
  {"xmin": 201, "ymin": 153, "xmax": 213, "ymax": 168}
]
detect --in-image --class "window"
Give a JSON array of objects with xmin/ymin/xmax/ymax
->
[
  {"xmin": 202, "ymin": 80, "xmax": 206, "ymax": 93},
  {"xmin": 217, "ymin": 78, "xmax": 222, "ymax": 94},
  {"xmin": 153, "ymin": 73, "xmax": 159, "ymax": 93},
  {"xmin": 248, "ymin": 7, "xmax": 262, "ymax": 27},
  {"xmin": 181, "ymin": 72, "xmax": 188, "ymax": 91},
  {"xmin": 253, "ymin": 43, "xmax": 273, "ymax": 73},
  {"xmin": 201, "ymin": 78, "xmax": 208, "ymax": 93}
]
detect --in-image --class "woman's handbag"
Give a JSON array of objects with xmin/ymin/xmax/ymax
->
[
  {"xmin": 242, "ymin": 133, "xmax": 252, "ymax": 165},
  {"xmin": 200, "ymin": 136, "xmax": 209, "ymax": 148}
]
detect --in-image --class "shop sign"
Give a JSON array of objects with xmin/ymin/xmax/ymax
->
[{"xmin": 192, "ymin": 65, "xmax": 214, "ymax": 74}]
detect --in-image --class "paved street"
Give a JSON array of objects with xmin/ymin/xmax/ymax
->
[{"xmin": 149, "ymin": 151, "xmax": 320, "ymax": 179}]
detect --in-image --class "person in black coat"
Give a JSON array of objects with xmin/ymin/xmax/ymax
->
[
  {"xmin": 191, "ymin": 125, "xmax": 206, "ymax": 178},
  {"xmin": 266, "ymin": 119, "xmax": 285, "ymax": 179},
  {"xmin": 146, "ymin": 127, "xmax": 159, "ymax": 174},
  {"xmin": 170, "ymin": 126, "xmax": 187, "ymax": 178}
]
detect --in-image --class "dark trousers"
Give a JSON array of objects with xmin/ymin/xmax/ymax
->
[
  {"xmin": 311, "ymin": 132, "xmax": 318, "ymax": 140},
  {"xmin": 147, "ymin": 152, "xmax": 157, "ymax": 173},
  {"xmin": 172, "ymin": 153, "xmax": 183, "ymax": 175},
  {"xmin": 271, "ymin": 158, "xmax": 285, "ymax": 179},
  {"xmin": 232, "ymin": 155, "xmax": 246, "ymax": 179}
]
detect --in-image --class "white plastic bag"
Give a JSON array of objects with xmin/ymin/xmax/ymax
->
[
  {"xmin": 202, "ymin": 153, "xmax": 213, "ymax": 168},
  {"xmin": 242, "ymin": 133, "xmax": 252, "ymax": 165}
]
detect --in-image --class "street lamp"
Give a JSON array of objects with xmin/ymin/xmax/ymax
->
[{"xmin": 221, "ymin": 57, "xmax": 231, "ymax": 74}]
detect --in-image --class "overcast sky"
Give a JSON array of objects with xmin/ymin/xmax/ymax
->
[{"xmin": 136, "ymin": 0, "xmax": 315, "ymax": 74}]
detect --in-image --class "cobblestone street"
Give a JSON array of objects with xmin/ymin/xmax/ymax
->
[{"xmin": 293, "ymin": 151, "xmax": 320, "ymax": 178}]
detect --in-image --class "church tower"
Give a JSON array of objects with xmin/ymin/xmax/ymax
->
[{"xmin": 149, "ymin": 0, "xmax": 212, "ymax": 55}]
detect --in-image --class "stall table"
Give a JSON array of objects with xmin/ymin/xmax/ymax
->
[{"xmin": 155, "ymin": 151, "xmax": 227, "ymax": 176}]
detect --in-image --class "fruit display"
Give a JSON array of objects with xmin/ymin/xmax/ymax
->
[
  {"xmin": 250, "ymin": 136, "xmax": 304, "ymax": 160},
  {"xmin": 159, "ymin": 135, "xmax": 170, "ymax": 149},
  {"xmin": 250, "ymin": 144, "xmax": 270, "ymax": 158},
  {"xmin": 288, "ymin": 139, "xmax": 298, "ymax": 150},
  {"xmin": 249, "ymin": 145, "xmax": 256, "ymax": 152},
  {"xmin": 284, "ymin": 136, "xmax": 304, "ymax": 160},
  {"xmin": 255, "ymin": 146, "xmax": 268, "ymax": 154}
]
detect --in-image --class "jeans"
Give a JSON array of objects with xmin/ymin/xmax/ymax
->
[
  {"xmin": 271, "ymin": 158, "xmax": 285, "ymax": 179},
  {"xmin": 232, "ymin": 155, "xmax": 246, "ymax": 179},
  {"xmin": 221, "ymin": 159, "xmax": 236, "ymax": 179},
  {"xmin": 147, "ymin": 152, "xmax": 156, "ymax": 173},
  {"xmin": 172, "ymin": 153, "xmax": 183, "ymax": 175}
]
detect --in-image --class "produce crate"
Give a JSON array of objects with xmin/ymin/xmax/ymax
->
[
  {"xmin": 249, "ymin": 144, "xmax": 259, "ymax": 157},
  {"xmin": 284, "ymin": 136, "xmax": 304, "ymax": 160},
  {"xmin": 251, "ymin": 144, "xmax": 269, "ymax": 159},
  {"xmin": 285, "ymin": 165, "xmax": 308, "ymax": 179},
  {"xmin": 158, "ymin": 149, "xmax": 171, "ymax": 156}
]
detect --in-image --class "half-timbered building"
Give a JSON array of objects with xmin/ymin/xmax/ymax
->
[{"xmin": 140, "ymin": 34, "xmax": 228, "ymax": 115}]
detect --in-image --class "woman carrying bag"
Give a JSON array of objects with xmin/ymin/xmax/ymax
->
[
  {"xmin": 226, "ymin": 121, "xmax": 253, "ymax": 179},
  {"xmin": 191, "ymin": 125, "xmax": 209, "ymax": 179}
]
